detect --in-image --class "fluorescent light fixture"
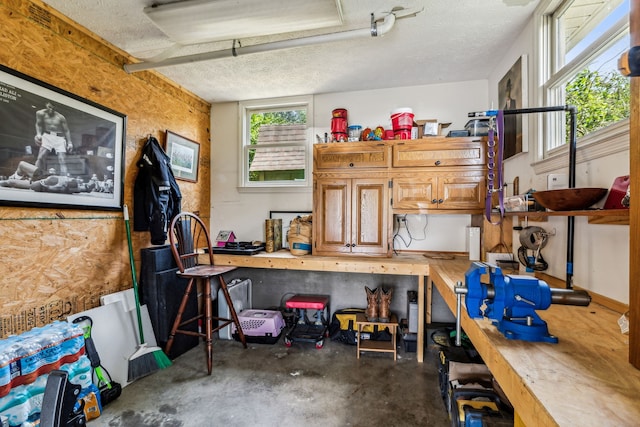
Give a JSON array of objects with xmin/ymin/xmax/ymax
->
[
  {"xmin": 144, "ymin": 0, "xmax": 344, "ymax": 45},
  {"xmin": 125, "ymin": 13, "xmax": 397, "ymax": 73}
]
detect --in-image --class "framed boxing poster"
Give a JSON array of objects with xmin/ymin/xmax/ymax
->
[{"xmin": 0, "ymin": 64, "xmax": 126, "ymax": 210}]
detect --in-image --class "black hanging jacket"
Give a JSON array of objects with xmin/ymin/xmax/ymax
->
[{"xmin": 134, "ymin": 136, "xmax": 182, "ymax": 245}]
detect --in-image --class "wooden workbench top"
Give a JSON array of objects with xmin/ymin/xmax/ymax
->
[
  {"xmin": 213, "ymin": 251, "xmax": 432, "ymax": 276},
  {"xmin": 430, "ymin": 262, "xmax": 640, "ymax": 427}
]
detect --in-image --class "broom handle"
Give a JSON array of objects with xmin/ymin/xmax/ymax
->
[{"xmin": 123, "ymin": 205, "xmax": 146, "ymax": 344}]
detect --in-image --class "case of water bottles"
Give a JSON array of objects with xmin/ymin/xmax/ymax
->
[{"xmin": 0, "ymin": 321, "xmax": 91, "ymax": 426}]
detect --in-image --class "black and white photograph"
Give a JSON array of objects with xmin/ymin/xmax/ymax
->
[{"xmin": 0, "ymin": 65, "xmax": 125, "ymax": 210}]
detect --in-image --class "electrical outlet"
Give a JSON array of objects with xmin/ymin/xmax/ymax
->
[{"xmin": 547, "ymin": 173, "xmax": 568, "ymax": 190}]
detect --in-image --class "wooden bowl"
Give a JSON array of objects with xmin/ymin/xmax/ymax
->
[{"xmin": 532, "ymin": 188, "xmax": 608, "ymax": 211}]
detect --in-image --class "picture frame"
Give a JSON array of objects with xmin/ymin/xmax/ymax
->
[
  {"xmin": 165, "ymin": 130, "xmax": 200, "ymax": 182},
  {"xmin": 269, "ymin": 210, "xmax": 312, "ymax": 249},
  {"xmin": 498, "ymin": 55, "xmax": 528, "ymax": 159},
  {"xmin": 0, "ymin": 65, "xmax": 126, "ymax": 210}
]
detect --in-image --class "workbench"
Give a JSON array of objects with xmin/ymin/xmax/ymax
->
[
  {"xmin": 213, "ymin": 251, "xmax": 431, "ymax": 362},
  {"xmin": 429, "ymin": 260, "xmax": 640, "ymax": 427}
]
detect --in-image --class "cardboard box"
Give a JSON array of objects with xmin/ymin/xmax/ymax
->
[{"xmin": 415, "ymin": 119, "xmax": 452, "ymax": 138}]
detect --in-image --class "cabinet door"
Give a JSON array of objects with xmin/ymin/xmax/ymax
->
[
  {"xmin": 392, "ymin": 175, "xmax": 437, "ymax": 210},
  {"xmin": 351, "ymin": 178, "xmax": 390, "ymax": 256},
  {"xmin": 438, "ymin": 172, "xmax": 485, "ymax": 210},
  {"xmin": 314, "ymin": 178, "xmax": 352, "ymax": 255},
  {"xmin": 392, "ymin": 171, "xmax": 485, "ymax": 211}
]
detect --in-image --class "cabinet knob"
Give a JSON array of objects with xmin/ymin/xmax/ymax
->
[
  {"xmin": 349, "ymin": 162, "xmax": 355, "ymax": 167},
  {"xmin": 438, "ymin": 199, "xmax": 444, "ymax": 204},
  {"xmin": 432, "ymin": 199, "xmax": 438, "ymax": 204},
  {"xmin": 434, "ymin": 160, "xmax": 441, "ymax": 166}
]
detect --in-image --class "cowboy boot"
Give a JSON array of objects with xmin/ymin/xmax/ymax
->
[
  {"xmin": 365, "ymin": 286, "xmax": 379, "ymax": 321},
  {"xmin": 379, "ymin": 287, "xmax": 393, "ymax": 322}
]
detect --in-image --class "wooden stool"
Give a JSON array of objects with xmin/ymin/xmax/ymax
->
[
  {"xmin": 166, "ymin": 212, "xmax": 247, "ymax": 375},
  {"xmin": 355, "ymin": 313, "xmax": 398, "ymax": 360}
]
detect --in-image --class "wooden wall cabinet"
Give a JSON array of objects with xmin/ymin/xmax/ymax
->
[
  {"xmin": 391, "ymin": 138, "xmax": 485, "ymax": 214},
  {"xmin": 314, "ymin": 175, "xmax": 391, "ymax": 256},
  {"xmin": 313, "ymin": 137, "xmax": 486, "ymax": 256}
]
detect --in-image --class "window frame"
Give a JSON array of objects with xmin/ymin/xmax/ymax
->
[
  {"xmin": 535, "ymin": 0, "xmax": 630, "ymax": 164},
  {"xmin": 238, "ymin": 95, "xmax": 313, "ymax": 190}
]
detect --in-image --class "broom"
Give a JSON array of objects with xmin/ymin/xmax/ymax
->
[{"xmin": 123, "ymin": 205, "xmax": 172, "ymax": 381}]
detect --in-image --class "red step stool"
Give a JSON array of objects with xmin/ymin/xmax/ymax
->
[{"xmin": 284, "ymin": 294, "xmax": 330, "ymax": 348}]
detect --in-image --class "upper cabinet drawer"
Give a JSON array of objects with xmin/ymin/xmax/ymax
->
[
  {"xmin": 392, "ymin": 139, "xmax": 485, "ymax": 168},
  {"xmin": 314, "ymin": 142, "xmax": 390, "ymax": 170}
]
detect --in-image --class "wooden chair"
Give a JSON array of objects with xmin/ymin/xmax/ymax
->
[{"xmin": 166, "ymin": 212, "xmax": 247, "ymax": 374}]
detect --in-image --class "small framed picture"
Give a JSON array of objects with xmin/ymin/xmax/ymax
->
[{"xmin": 165, "ymin": 130, "xmax": 200, "ymax": 182}]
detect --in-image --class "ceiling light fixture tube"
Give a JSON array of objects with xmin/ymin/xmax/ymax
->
[{"xmin": 124, "ymin": 13, "xmax": 396, "ymax": 73}]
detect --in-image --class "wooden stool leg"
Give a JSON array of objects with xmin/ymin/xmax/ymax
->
[
  {"xmin": 165, "ymin": 278, "xmax": 195, "ymax": 355},
  {"xmin": 219, "ymin": 276, "xmax": 247, "ymax": 348},
  {"xmin": 203, "ymin": 278, "xmax": 213, "ymax": 375}
]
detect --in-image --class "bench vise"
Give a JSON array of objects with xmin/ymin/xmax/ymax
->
[{"xmin": 459, "ymin": 262, "xmax": 591, "ymax": 343}]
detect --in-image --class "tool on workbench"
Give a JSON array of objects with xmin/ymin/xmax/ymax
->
[
  {"xmin": 517, "ymin": 226, "xmax": 553, "ymax": 272},
  {"xmin": 455, "ymin": 262, "xmax": 591, "ymax": 343}
]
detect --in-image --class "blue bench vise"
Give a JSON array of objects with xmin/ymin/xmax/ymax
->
[{"xmin": 460, "ymin": 262, "xmax": 591, "ymax": 343}]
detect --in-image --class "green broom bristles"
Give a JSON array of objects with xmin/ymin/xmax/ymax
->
[{"xmin": 127, "ymin": 343, "xmax": 172, "ymax": 382}]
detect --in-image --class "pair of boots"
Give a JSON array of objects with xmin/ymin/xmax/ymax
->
[{"xmin": 365, "ymin": 286, "xmax": 393, "ymax": 322}]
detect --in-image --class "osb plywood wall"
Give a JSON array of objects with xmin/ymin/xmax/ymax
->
[{"xmin": 0, "ymin": 0, "xmax": 211, "ymax": 337}]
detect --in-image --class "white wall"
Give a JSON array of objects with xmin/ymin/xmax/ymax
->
[
  {"xmin": 487, "ymin": 17, "xmax": 630, "ymax": 303},
  {"xmin": 211, "ymin": 80, "xmax": 488, "ymax": 251},
  {"xmin": 210, "ymin": 101, "xmax": 309, "ymax": 242}
]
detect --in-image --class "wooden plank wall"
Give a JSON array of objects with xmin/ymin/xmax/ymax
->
[{"xmin": 0, "ymin": 0, "xmax": 211, "ymax": 337}]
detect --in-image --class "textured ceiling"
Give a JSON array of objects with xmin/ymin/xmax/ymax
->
[{"xmin": 41, "ymin": 0, "xmax": 540, "ymax": 103}]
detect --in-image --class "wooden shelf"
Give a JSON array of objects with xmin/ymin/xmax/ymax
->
[{"xmin": 502, "ymin": 209, "xmax": 629, "ymax": 225}]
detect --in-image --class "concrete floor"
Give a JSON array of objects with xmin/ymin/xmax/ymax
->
[{"xmin": 87, "ymin": 333, "xmax": 451, "ymax": 427}]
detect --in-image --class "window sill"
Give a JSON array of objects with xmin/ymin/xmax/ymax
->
[{"xmin": 532, "ymin": 119, "xmax": 629, "ymax": 175}]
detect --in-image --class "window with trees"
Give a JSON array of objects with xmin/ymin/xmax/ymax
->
[
  {"xmin": 239, "ymin": 96, "xmax": 312, "ymax": 188},
  {"xmin": 539, "ymin": 0, "xmax": 629, "ymax": 158}
]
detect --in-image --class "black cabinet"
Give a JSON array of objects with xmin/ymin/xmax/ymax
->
[{"xmin": 140, "ymin": 245, "xmax": 198, "ymax": 359}]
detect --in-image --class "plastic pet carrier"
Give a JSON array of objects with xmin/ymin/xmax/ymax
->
[{"xmin": 232, "ymin": 309, "xmax": 285, "ymax": 344}]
